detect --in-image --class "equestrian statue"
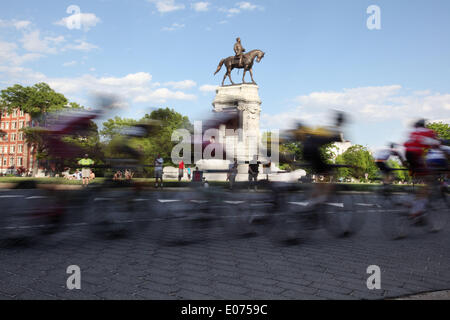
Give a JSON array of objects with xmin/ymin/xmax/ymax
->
[{"xmin": 214, "ymin": 37, "xmax": 265, "ymax": 86}]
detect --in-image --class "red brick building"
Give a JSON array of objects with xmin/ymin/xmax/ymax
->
[{"xmin": 0, "ymin": 108, "xmax": 37, "ymax": 175}]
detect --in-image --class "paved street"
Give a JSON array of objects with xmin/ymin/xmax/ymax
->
[{"xmin": 0, "ymin": 188, "xmax": 449, "ymax": 300}]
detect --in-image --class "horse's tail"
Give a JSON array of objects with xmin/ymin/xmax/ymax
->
[{"xmin": 214, "ymin": 58, "xmax": 225, "ymax": 75}]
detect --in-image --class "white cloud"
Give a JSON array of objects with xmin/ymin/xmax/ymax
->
[
  {"xmin": 135, "ymin": 88, "xmax": 196, "ymax": 103},
  {"xmin": 0, "ymin": 19, "xmax": 32, "ymax": 29},
  {"xmin": 199, "ymin": 84, "xmax": 218, "ymax": 92},
  {"xmin": 63, "ymin": 39, "xmax": 98, "ymax": 52},
  {"xmin": 261, "ymin": 85, "xmax": 450, "ymax": 131},
  {"xmin": 0, "ymin": 41, "xmax": 43, "ymax": 66},
  {"xmin": 220, "ymin": 1, "xmax": 263, "ymax": 17},
  {"xmin": 55, "ymin": 13, "xmax": 101, "ymax": 32},
  {"xmin": 162, "ymin": 23, "xmax": 185, "ymax": 31},
  {"xmin": 0, "ymin": 65, "xmax": 46, "ymax": 85},
  {"xmin": 98, "ymin": 72, "xmax": 152, "ymax": 87},
  {"xmin": 192, "ymin": 2, "xmax": 210, "ymax": 12},
  {"xmin": 17, "ymin": 29, "xmax": 97, "ymax": 57},
  {"xmin": 148, "ymin": 0, "xmax": 185, "ymax": 13},
  {"xmin": 237, "ymin": 2, "xmax": 262, "ymax": 11},
  {"xmin": 20, "ymin": 30, "xmax": 59, "ymax": 54},
  {"xmin": 45, "ymin": 36, "xmax": 66, "ymax": 44},
  {"xmin": 43, "ymin": 72, "xmax": 196, "ymax": 105},
  {"xmin": 164, "ymin": 80, "xmax": 196, "ymax": 89},
  {"xmin": 63, "ymin": 61, "xmax": 77, "ymax": 67}
]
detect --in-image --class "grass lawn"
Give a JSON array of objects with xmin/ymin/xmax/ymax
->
[{"xmin": 0, "ymin": 177, "xmax": 423, "ymax": 192}]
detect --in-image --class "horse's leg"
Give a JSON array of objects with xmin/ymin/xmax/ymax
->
[
  {"xmin": 228, "ymin": 67, "xmax": 235, "ymax": 85},
  {"xmin": 249, "ymin": 68, "xmax": 256, "ymax": 84},
  {"xmin": 242, "ymin": 69, "xmax": 247, "ymax": 84},
  {"xmin": 222, "ymin": 64, "xmax": 230, "ymax": 86}
]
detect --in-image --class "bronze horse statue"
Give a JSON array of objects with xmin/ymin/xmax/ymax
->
[{"xmin": 214, "ymin": 49, "xmax": 265, "ymax": 86}]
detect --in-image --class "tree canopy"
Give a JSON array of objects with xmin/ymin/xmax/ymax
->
[
  {"xmin": 0, "ymin": 83, "xmax": 101, "ymax": 172},
  {"xmin": 0, "ymin": 83, "xmax": 68, "ymax": 118},
  {"xmin": 426, "ymin": 122, "xmax": 450, "ymax": 140},
  {"xmin": 335, "ymin": 145, "xmax": 378, "ymax": 180}
]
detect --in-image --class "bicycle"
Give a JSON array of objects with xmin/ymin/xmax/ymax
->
[{"xmin": 379, "ymin": 169, "xmax": 449, "ymax": 240}]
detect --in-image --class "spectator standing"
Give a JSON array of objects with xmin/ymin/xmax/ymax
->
[
  {"xmin": 154, "ymin": 154, "xmax": 164, "ymax": 188},
  {"xmin": 77, "ymin": 154, "xmax": 94, "ymax": 187},
  {"xmin": 178, "ymin": 160, "xmax": 185, "ymax": 182},
  {"xmin": 248, "ymin": 155, "xmax": 259, "ymax": 191},
  {"xmin": 228, "ymin": 159, "xmax": 238, "ymax": 190},
  {"xmin": 187, "ymin": 167, "xmax": 192, "ymax": 180}
]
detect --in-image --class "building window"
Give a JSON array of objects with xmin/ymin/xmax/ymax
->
[
  {"xmin": 12, "ymin": 122, "xmax": 17, "ymax": 129},
  {"xmin": 10, "ymin": 146, "xmax": 15, "ymax": 153},
  {"xmin": 19, "ymin": 121, "xmax": 23, "ymax": 129},
  {"xmin": 3, "ymin": 158, "xmax": 6, "ymax": 166},
  {"xmin": 19, "ymin": 133, "xmax": 23, "ymax": 141},
  {"xmin": 5, "ymin": 122, "xmax": 9, "ymax": 130},
  {"xmin": 12, "ymin": 110, "xmax": 17, "ymax": 117},
  {"xmin": 18, "ymin": 145, "xmax": 23, "ymax": 153},
  {"xmin": 1, "ymin": 123, "xmax": 4, "ymax": 129},
  {"xmin": 20, "ymin": 110, "xmax": 24, "ymax": 116},
  {"xmin": 11, "ymin": 134, "xmax": 16, "ymax": 141},
  {"xmin": 4, "ymin": 134, "xmax": 8, "ymax": 142},
  {"xmin": 9, "ymin": 157, "xmax": 13, "ymax": 166},
  {"xmin": 18, "ymin": 157, "xmax": 23, "ymax": 166}
]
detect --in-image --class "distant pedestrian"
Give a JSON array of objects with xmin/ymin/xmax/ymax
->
[
  {"xmin": 178, "ymin": 160, "xmax": 185, "ymax": 182},
  {"xmin": 187, "ymin": 167, "xmax": 192, "ymax": 180},
  {"xmin": 78, "ymin": 154, "xmax": 94, "ymax": 187},
  {"xmin": 248, "ymin": 155, "xmax": 259, "ymax": 191},
  {"xmin": 154, "ymin": 154, "xmax": 164, "ymax": 188},
  {"xmin": 228, "ymin": 159, "xmax": 238, "ymax": 190}
]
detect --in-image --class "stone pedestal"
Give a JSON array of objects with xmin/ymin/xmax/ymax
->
[{"xmin": 212, "ymin": 84, "xmax": 262, "ymax": 163}]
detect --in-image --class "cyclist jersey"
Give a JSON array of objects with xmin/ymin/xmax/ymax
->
[
  {"xmin": 426, "ymin": 148, "xmax": 448, "ymax": 168},
  {"xmin": 374, "ymin": 149, "xmax": 404, "ymax": 163},
  {"xmin": 404, "ymin": 127, "xmax": 440, "ymax": 155},
  {"xmin": 291, "ymin": 126, "xmax": 343, "ymax": 145}
]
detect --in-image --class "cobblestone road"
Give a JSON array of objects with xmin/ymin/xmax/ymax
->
[{"xmin": 0, "ymin": 189, "xmax": 449, "ymax": 300}]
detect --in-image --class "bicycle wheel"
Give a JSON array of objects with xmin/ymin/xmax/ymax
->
[
  {"xmin": 321, "ymin": 193, "xmax": 361, "ymax": 238},
  {"xmin": 86, "ymin": 189, "xmax": 137, "ymax": 238},
  {"xmin": 270, "ymin": 194, "xmax": 318, "ymax": 243},
  {"xmin": 425, "ymin": 189, "xmax": 449, "ymax": 233},
  {"xmin": 378, "ymin": 191, "xmax": 411, "ymax": 240}
]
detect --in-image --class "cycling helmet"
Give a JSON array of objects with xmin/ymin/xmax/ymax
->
[
  {"xmin": 335, "ymin": 111, "xmax": 346, "ymax": 126},
  {"xmin": 414, "ymin": 119, "xmax": 426, "ymax": 128}
]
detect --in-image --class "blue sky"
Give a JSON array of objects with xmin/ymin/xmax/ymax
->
[{"xmin": 1, "ymin": 0, "xmax": 449, "ymax": 151}]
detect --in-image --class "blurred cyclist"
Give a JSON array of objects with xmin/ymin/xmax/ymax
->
[
  {"xmin": 374, "ymin": 143, "xmax": 406, "ymax": 185},
  {"xmin": 285, "ymin": 111, "xmax": 348, "ymax": 206},
  {"xmin": 403, "ymin": 119, "xmax": 441, "ymax": 219}
]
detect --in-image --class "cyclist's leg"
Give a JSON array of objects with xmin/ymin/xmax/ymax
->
[{"xmin": 409, "ymin": 157, "xmax": 431, "ymax": 218}]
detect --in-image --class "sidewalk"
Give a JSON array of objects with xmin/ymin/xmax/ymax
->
[{"xmin": 395, "ymin": 290, "xmax": 450, "ymax": 300}]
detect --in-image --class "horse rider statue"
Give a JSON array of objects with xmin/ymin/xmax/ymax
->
[{"xmin": 234, "ymin": 37, "xmax": 246, "ymax": 67}]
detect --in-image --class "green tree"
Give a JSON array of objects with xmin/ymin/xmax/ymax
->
[
  {"xmin": 0, "ymin": 83, "xmax": 68, "ymax": 118},
  {"xmin": 0, "ymin": 83, "xmax": 100, "ymax": 173},
  {"xmin": 143, "ymin": 108, "xmax": 192, "ymax": 165},
  {"xmin": 386, "ymin": 159, "xmax": 411, "ymax": 182},
  {"xmin": 426, "ymin": 122, "xmax": 450, "ymax": 140},
  {"xmin": 100, "ymin": 108, "xmax": 193, "ymax": 175},
  {"xmin": 100, "ymin": 117, "xmax": 138, "ymax": 141},
  {"xmin": 334, "ymin": 145, "xmax": 378, "ymax": 180}
]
